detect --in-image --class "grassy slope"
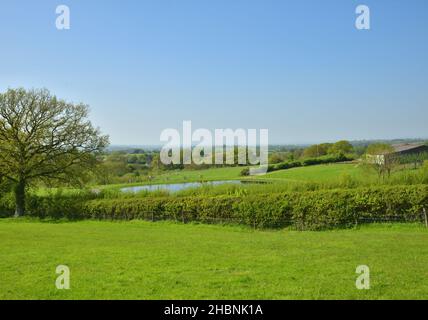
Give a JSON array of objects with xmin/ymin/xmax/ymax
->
[
  {"xmin": 102, "ymin": 163, "xmax": 361, "ymax": 190},
  {"xmin": 152, "ymin": 166, "xmax": 244, "ymax": 183},
  {"xmin": 257, "ymin": 163, "xmax": 363, "ymax": 182},
  {"xmin": 149, "ymin": 163, "xmax": 363, "ymax": 184},
  {"xmin": 1, "ymin": 219, "xmax": 427, "ymax": 299}
]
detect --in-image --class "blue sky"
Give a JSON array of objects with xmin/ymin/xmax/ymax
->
[{"xmin": 0, "ymin": 0, "xmax": 427, "ymax": 145}]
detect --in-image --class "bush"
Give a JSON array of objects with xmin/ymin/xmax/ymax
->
[
  {"xmin": 302, "ymin": 154, "xmax": 350, "ymax": 166},
  {"xmin": 81, "ymin": 185, "xmax": 428, "ymax": 230},
  {"xmin": 0, "ymin": 192, "xmax": 15, "ymax": 217},
  {"xmin": 240, "ymin": 168, "xmax": 250, "ymax": 176},
  {"xmin": 23, "ymin": 189, "xmax": 96, "ymax": 219},
  {"xmin": 1, "ymin": 185, "xmax": 426, "ymax": 231},
  {"xmin": 267, "ymin": 154, "xmax": 352, "ymax": 174},
  {"xmin": 273, "ymin": 161, "xmax": 302, "ymax": 171}
]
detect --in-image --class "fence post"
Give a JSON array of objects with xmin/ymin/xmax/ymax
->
[{"xmin": 423, "ymin": 207, "xmax": 427, "ymax": 229}]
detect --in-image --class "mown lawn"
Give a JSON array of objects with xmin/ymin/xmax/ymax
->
[{"xmin": 0, "ymin": 219, "xmax": 427, "ymax": 300}]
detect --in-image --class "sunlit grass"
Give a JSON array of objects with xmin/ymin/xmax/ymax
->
[{"xmin": 1, "ymin": 219, "xmax": 427, "ymax": 299}]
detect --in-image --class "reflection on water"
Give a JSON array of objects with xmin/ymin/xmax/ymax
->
[{"xmin": 120, "ymin": 180, "xmax": 242, "ymax": 193}]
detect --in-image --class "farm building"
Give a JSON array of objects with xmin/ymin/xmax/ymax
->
[
  {"xmin": 390, "ymin": 143, "xmax": 428, "ymax": 156},
  {"xmin": 372, "ymin": 143, "xmax": 428, "ymax": 165}
]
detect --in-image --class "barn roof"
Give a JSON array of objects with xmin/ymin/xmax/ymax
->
[{"xmin": 392, "ymin": 143, "xmax": 427, "ymax": 153}]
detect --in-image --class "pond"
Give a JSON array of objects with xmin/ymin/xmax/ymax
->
[{"xmin": 120, "ymin": 180, "xmax": 243, "ymax": 193}]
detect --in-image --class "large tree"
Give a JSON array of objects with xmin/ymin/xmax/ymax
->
[
  {"xmin": 328, "ymin": 140, "xmax": 354, "ymax": 155},
  {"xmin": 303, "ymin": 143, "xmax": 332, "ymax": 158},
  {"xmin": 0, "ymin": 88, "xmax": 109, "ymax": 216}
]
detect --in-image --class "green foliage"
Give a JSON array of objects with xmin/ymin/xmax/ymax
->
[
  {"xmin": 0, "ymin": 88, "xmax": 109, "ymax": 216},
  {"xmin": 240, "ymin": 167, "xmax": 250, "ymax": 176},
  {"xmin": 268, "ymin": 152, "xmax": 293, "ymax": 164},
  {"xmin": 301, "ymin": 154, "xmax": 351, "ymax": 166},
  {"xmin": 24, "ymin": 190, "xmax": 94, "ymax": 219},
  {"xmin": 272, "ymin": 160, "xmax": 302, "ymax": 171},
  {"xmin": 5, "ymin": 185, "xmax": 425, "ymax": 231},
  {"xmin": 301, "ymin": 141, "xmax": 353, "ymax": 158},
  {"xmin": 399, "ymin": 152, "xmax": 428, "ymax": 168},
  {"xmin": 267, "ymin": 154, "xmax": 352, "ymax": 173},
  {"xmin": 0, "ymin": 193, "xmax": 15, "ymax": 218},
  {"xmin": 328, "ymin": 140, "xmax": 354, "ymax": 155},
  {"xmin": 422, "ymin": 160, "xmax": 428, "ymax": 183},
  {"xmin": 366, "ymin": 143, "xmax": 394, "ymax": 155},
  {"xmin": 303, "ymin": 143, "xmax": 332, "ymax": 158},
  {"xmin": 85, "ymin": 185, "xmax": 428, "ymax": 230}
]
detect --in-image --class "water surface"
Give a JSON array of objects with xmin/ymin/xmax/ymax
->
[{"xmin": 120, "ymin": 180, "xmax": 242, "ymax": 193}]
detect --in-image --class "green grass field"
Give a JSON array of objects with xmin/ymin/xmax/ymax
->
[
  {"xmin": 143, "ymin": 163, "xmax": 422, "ymax": 188},
  {"xmin": 148, "ymin": 164, "xmax": 362, "ymax": 184},
  {"xmin": 103, "ymin": 163, "xmax": 363, "ymax": 191},
  {"xmin": 153, "ymin": 166, "xmax": 244, "ymax": 183},
  {"xmin": 257, "ymin": 163, "xmax": 363, "ymax": 182},
  {"xmin": 1, "ymin": 219, "xmax": 427, "ymax": 300}
]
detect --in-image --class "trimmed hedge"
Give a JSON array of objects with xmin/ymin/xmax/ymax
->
[
  {"xmin": 1, "ymin": 185, "xmax": 426, "ymax": 230},
  {"xmin": 80, "ymin": 185, "xmax": 427, "ymax": 230},
  {"xmin": 265, "ymin": 154, "xmax": 353, "ymax": 174},
  {"xmin": 301, "ymin": 154, "xmax": 350, "ymax": 166}
]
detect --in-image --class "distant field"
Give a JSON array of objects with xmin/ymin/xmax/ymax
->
[
  {"xmin": 154, "ymin": 166, "xmax": 243, "ymax": 183},
  {"xmin": 106, "ymin": 164, "xmax": 360, "ymax": 189},
  {"xmin": 101, "ymin": 162, "xmax": 423, "ymax": 192},
  {"xmin": 257, "ymin": 163, "xmax": 363, "ymax": 182},
  {"xmin": 38, "ymin": 163, "xmax": 425, "ymax": 196},
  {"xmin": 1, "ymin": 219, "xmax": 427, "ymax": 299},
  {"xmin": 151, "ymin": 163, "xmax": 363, "ymax": 184}
]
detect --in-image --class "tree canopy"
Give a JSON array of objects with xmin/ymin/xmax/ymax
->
[
  {"xmin": 366, "ymin": 143, "xmax": 394, "ymax": 155},
  {"xmin": 302, "ymin": 140, "xmax": 354, "ymax": 158},
  {"xmin": 0, "ymin": 88, "xmax": 109, "ymax": 216}
]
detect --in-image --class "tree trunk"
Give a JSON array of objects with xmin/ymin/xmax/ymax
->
[{"xmin": 14, "ymin": 180, "xmax": 26, "ymax": 217}]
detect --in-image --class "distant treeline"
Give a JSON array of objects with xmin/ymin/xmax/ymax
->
[{"xmin": 91, "ymin": 139, "xmax": 427, "ymax": 184}]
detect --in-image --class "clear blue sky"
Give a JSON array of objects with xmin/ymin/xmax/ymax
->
[{"xmin": 0, "ymin": 0, "xmax": 427, "ymax": 145}]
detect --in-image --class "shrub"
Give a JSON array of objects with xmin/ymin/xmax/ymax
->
[
  {"xmin": 267, "ymin": 154, "xmax": 352, "ymax": 174},
  {"xmin": 1, "ymin": 185, "xmax": 426, "ymax": 231},
  {"xmin": 274, "ymin": 161, "xmax": 302, "ymax": 171},
  {"xmin": 81, "ymin": 185, "xmax": 428, "ymax": 230},
  {"xmin": 302, "ymin": 154, "xmax": 350, "ymax": 166},
  {"xmin": 240, "ymin": 168, "xmax": 250, "ymax": 176},
  {"xmin": 0, "ymin": 192, "xmax": 15, "ymax": 217},
  {"xmin": 24, "ymin": 189, "xmax": 96, "ymax": 219}
]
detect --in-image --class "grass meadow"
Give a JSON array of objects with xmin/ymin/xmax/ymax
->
[
  {"xmin": 95, "ymin": 163, "xmax": 427, "ymax": 198},
  {"xmin": 1, "ymin": 219, "xmax": 427, "ymax": 300},
  {"xmin": 258, "ymin": 163, "xmax": 362, "ymax": 182},
  {"xmin": 2, "ymin": 163, "xmax": 428, "ymax": 300}
]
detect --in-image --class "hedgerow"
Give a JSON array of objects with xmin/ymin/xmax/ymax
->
[
  {"xmin": 259, "ymin": 154, "xmax": 353, "ymax": 175},
  {"xmin": 79, "ymin": 185, "xmax": 428, "ymax": 229},
  {"xmin": 0, "ymin": 185, "xmax": 426, "ymax": 230}
]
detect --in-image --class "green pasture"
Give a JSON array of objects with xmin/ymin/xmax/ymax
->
[{"xmin": 1, "ymin": 219, "xmax": 427, "ymax": 300}]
